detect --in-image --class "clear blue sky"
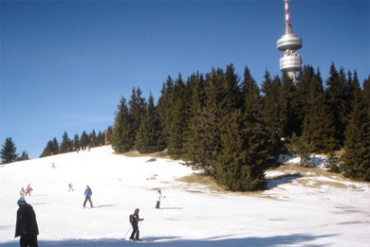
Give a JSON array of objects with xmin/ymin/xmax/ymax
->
[{"xmin": 1, "ymin": 0, "xmax": 369, "ymax": 159}]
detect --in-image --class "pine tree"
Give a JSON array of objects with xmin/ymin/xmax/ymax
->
[
  {"xmin": 80, "ymin": 131, "xmax": 89, "ymax": 149},
  {"xmin": 261, "ymin": 72, "xmax": 285, "ymax": 162},
  {"xmin": 60, "ymin": 132, "xmax": 72, "ymax": 153},
  {"xmin": 293, "ymin": 65, "xmax": 317, "ymax": 136},
  {"xmin": 40, "ymin": 138, "xmax": 59, "ymax": 157},
  {"xmin": 135, "ymin": 94, "xmax": 166, "ymax": 153},
  {"xmin": 1, "ymin": 137, "xmax": 18, "ymax": 164},
  {"xmin": 280, "ymin": 73, "xmax": 299, "ymax": 138},
  {"xmin": 166, "ymin": 75, "xmax": 189, "ymax": 158},
  {"xmin": 73, "ymin": 134, "xmax": 80, "ymax": 151},
  {"xmin": 111, "ymin": 97, "xmax": 133, "ymax": 153},
  {"xmin": 182, "ymin": 73, "xmax": 206, "ymax": 165},
  {"xmin": 325, "ymin": 63, "xmax": 346, "ymax": 149},
  {"xmin": 128, "ymin": 88, "xmax": 147, "ymax": 143},
  {"xmin": 90, "ymin": 130, "xmax": 97, "ymax": 147},
  {"xmin": 17, "ymin": 151, "xmax": 29, "ymax": 161},
  {"xmin": 301, "ymin": 72, "xmax": 336, "ymax": 152},
  {"xmin": 342, "ymin": 76, "xmax": 370, "ymax": 181},
  {"xmin": 157, "ymin": 76, "xmax": 175, "ymax": 142},
  {"xmin": 215, "ymin": 109, "xmax": 268, "ymax": 191},
  {"xmin": 96, "ymin": 131, "xmax": 104, "ymax": 146}
]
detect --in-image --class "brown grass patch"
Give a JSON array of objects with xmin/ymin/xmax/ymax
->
[
  {"xmin": 177, "ymin": 173, "xmax": 223, "ymax": 192},
  {"xmin": 121, "ymin": 149, "xmax": 169, "ymax": 158}
]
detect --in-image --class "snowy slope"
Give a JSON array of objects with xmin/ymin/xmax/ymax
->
[{"xmin": 0, "ymin": 146, "xmax": 369, "ymax": 247}]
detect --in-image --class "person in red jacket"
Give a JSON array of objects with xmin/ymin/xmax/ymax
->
[{"xmin": 15, "ymin": 197, "xmax": 39, "ymax": 247}]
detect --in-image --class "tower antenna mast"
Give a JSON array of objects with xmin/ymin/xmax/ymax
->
[{"xmin": 277, "ymin": 0, "xmax": 302, "ymax": 83}]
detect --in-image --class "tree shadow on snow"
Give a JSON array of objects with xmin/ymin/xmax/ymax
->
[
  {"xmin": 1, "ymin": 233, "xmax": 337, "ymax": 247},
  {"xmin": 93, "ymin": 204, "xmax": 115, "ymax": 208},
  {"xmin": 266, "ymin": 173, "xmax": 302, "ymax": 189}
]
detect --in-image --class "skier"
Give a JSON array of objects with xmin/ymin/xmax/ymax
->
[
  {"xmin": 15, "ymin": 197, "xmax": 39, "ymax": 247},
  {"xmin": 129, "ymin": 208, "xmax": 144, "ymax": 241},
  {"xmin": 83, "ymin": 185, "xmax": 93, "ymax": 208},
  {"xmin": 155, "ymin": 190, "xmax": 165, "ymax": 209},
  {"xmin": 25, "ymin": 184, "xmax": 32, "ymax": 196},
  {"xmin": 68, "ymin": 182, "xmax": 74, "ymax": 192},
  {"xmin": 20, "ymin": 187, "xmax": 26, "ymax": 196}
]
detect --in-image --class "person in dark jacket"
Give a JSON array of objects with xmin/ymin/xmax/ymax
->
[
  {"xmin": 83, "ymin": 185, "xmax": 93, "ymax": 208},
  {"xmin": 15, "ymin": 197, "xmax": 39, "ymax": 247},
  {"xmin": 129, "ymin": 208, "xmax": 144, "ymax": 241}
]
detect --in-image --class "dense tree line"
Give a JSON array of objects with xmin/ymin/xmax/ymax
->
[
  {"xmin": 40, "ymin": 128, "xmax": 111, "ymax": 157},
  {"xmin": 111, "ymin": 63, "xmax": 370, "ymax": 189}
]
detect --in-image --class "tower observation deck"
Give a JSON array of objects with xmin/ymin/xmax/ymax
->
[{"xmin": 277, "ymin": 0, "xmax": 302, "ymax": 83}]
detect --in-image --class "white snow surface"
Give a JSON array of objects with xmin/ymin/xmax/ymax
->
[{"xmin": 1, "ymin": 146, "xmax": 369, "ymax": 247}]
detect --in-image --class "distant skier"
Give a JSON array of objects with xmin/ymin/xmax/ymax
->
[
  {"xmin": 25, "ymin": 184, "xmax": 32, "ymax": 196},
  {"xmin": 20, "ymin": 187, "xmax": 26, "ymax": 196},
  {"xmin": 155, "ymin": 190, "xmax": 165, "ymax": 209},
  {"xmin": 15, "ymin": 197, "xmax": 39, "ymax": 247},
  {"xmin": 68, "ymin": 182, "xmax": 74, "ymax": 192},
  {"xmin": 51, "ymin": 162, "xmax": 56, "ymax": 168},
  {"xmin": 129, "ymin": 208, "xmax": 144, "ymax": 241},
  {"xmin": 83, "ymin": 185, "xmax": 93, "ymax": 208}
]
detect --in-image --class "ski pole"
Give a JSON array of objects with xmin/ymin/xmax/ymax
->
[{"xmin": 124, "ymin": 225, "xmax": 132, "ymax": 239}]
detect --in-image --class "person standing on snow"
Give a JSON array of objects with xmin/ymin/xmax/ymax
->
[
  {"xmin": 15, "ymin": 197, "xmax": 39, "ymax": 247},
  {"xmin": 83, "ymin": 185, "xmax": 93, "ymax": 208},
  {"xmin": 20, "ymin": 187, "xmax": 26, "ymax": 196},
  {"xmin": 129, "ymin": 208, "xmax": 144, "ymax": 241},
  {"xmin": 68, "ymin": 182, "xmax": 74, "ymax": 192},
  {"xmin": 155, "ymin": 190, "xmax": 165, "ymax": 209}
]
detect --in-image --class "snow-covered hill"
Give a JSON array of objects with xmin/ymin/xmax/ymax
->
[{"xmin": 1, "ymin": 146, "xmax": 369, "ymax": 246}]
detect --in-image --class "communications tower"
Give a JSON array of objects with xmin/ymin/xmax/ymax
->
[{"xmin": 277, "ymin": 0, "xmax": 302, "ymax": 83}]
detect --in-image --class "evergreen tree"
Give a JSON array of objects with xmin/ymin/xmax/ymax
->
[
  {"xmin": 73, "ymin": 134, "xmax": 80, "ymax": 151},
  {"xmin": 241, "ymin": 66, "xmax": 262, "ymax": 125},
  {"xmin": 261, "ymin": 72, "xmax": 285, "ymax": 162},
  {"xmin": 157, "ymin": 76, "xmax": 175, "ymax": 142},
  {"xmin": 111, "ymin": 97, "xmax": 133, "ymax": 153},
  {"xmin": 40, "ymin": 138, "xmax": 58, "ymax": 157},
  {"xmin": 287, "ymin": 133, "xmax": 311, "ymax": 166},
  {"xmin": 166, "ymin": 75, "xmax": 189, "ymax": 158},
  {"xmin": 128, "ymin": 87, "xmax": 147, "ymax": 146},
  {"xmin": 215, "ymin": 109, "xmax": 268, "ymax": 191},
  {"xmin": 135, "ymin": 94, "xmax": 166, "ymax": 153},
  {"xmin": 301, "ymin": 72, "xmax": 336, "ymax": 152},
  {"xmin": 1, "ymin": 137, "xmax": 18, "ymax": 164},
  {"xmin": 90, "ymin": 130, "xmax": 97, "ymax": 147},
  {"xmin": 60, "ymin": 132, "xmax": 72, "ymax": 153},
  {"xmin": 280, "ymin": 73, "xmax": 299, "ymax": 139},
  {"xmin": 17, "ymin": 151, "xmax": 29, "ymax": 161},
  {"xmin": 182, "ymin": 73, "xmax": 206, "ymax": 165},
  {"xmin": 327, "ymin": 151, "xmax": 341, "ymax": 173},
  {"xmin": 342, "ymin": 76, "xmax": 370, "ymax": 181},
  {"xmin": 96, "ymin": 131, "xmax": 104, "ymax": 146},
  {"xmin": 325, "ymin": 63, "xmax": 346, "ymax": 148},
  {"xmin": 80, "ymin": 131, "xmax": 89, "ymax": 149}
]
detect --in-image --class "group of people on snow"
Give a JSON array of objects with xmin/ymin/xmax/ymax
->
[
  {"xmin": 19, "ymin": 184, "xmax": 32, "ymax": 197},
  {"xmin": 13, "ymin": 186, "xmax": 166, "ymax": 245}
]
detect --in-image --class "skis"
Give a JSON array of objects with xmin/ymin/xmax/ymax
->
[{"xmin": 127, "ymin": 239, "xmax": 153, "ymax": 243}]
